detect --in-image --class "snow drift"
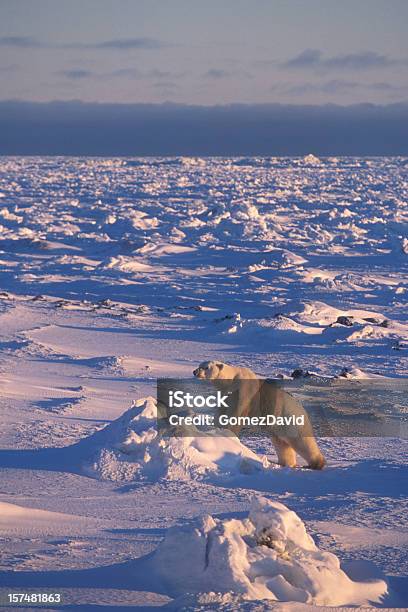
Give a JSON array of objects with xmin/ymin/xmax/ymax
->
[
  {"xmin": 153, "ymin": 496, "xmax": 388, "ymax": 606},
  {"xmin": 80, "ymin": 398, "xmax": 268, "ymax": 482}
]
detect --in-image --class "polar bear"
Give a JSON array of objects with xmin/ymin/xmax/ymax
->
[{"xmin": 193, "ymin": 361, "xmax": 325, "ymax": 470}]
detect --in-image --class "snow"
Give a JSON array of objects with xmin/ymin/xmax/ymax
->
[
  {"xmin": 0, "ymin": 156, "xmax": 407, "ymax": 608},
  {"xmin": 153, "ymin": 496, "xmax": 388, "ymax": 606},
  {"xmin": 79, "ymin": 397, "xmax": 268, "ymax": 482},
  {"xmin": 0, "ymin": 502, "xmax": 99, "ymax": 537}
]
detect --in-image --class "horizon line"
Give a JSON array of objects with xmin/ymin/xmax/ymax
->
[{"xmin": 2, "ymin": 99, "xmax": 408, "ymax": 109}]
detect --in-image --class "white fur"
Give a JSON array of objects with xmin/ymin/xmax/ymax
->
[{"xmin": 194, "ymin": 361, "xmax": 326, "ymax": 470}]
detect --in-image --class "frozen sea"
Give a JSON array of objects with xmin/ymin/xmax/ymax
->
[{"xmin": 0, "ymin": 156, "xmax": 407, "ymax": 609}]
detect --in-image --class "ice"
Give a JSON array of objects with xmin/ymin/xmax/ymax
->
[{"xmin": 0, "ymin": 156, "xmax": 406, "ymax": 607}]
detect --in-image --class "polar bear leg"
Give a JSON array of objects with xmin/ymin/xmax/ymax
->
[
  {"xmin": 271, "ymin": 435, "xmax": 297, "ymax": 468},
  {"xmin": 291, "ymin": 436, "xmax": 326, "ymax": 470}
]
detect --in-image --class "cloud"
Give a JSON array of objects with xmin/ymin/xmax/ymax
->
[
  {"xmin": 204, "ymin": 69, "xmax": 232, "ymax": 79},
  {"xmin": 52, "ymin": 64, "xmax": 248, "ymax": 83},
  {"xmin": 284, "ymin": 49, "xmax": 322, "ymax": 69},
  {"xmin": 283, "ymin": 49, "xmax": 406, "ymax": 71},
  {"xmin": 326, "ymin": 52, "xmax": 398, "ymax": 70},
  {"xmin": 0, "ymin": 36, "xmax": 45, "ymax": 48},
  {"xmin": 58, "ymin": 69, "xmax": 94, "ymax": 80},
  {"xmin": 203, "ymin": 68, "xmax": 252, "ymax": 80},
  {"xmin": 0, "ymin": 100, "xmax": 407, "ymax": 156},
  {"xmin": 57, "ymin": 67, "xmax": 183, "ymax": 81},
  {"xmin": 109, "ymin": 68, "xmax": 188, "ymax": 80},
  {"xmin": 91, "ymin": 38, "xmax": 164, "ymax": 50},
  {"xmin": 367, "ymin": 82, "xmax": 404, "ymax": 91},
  {"xmin": 272, "ymin": 79, "xmax": 408, "ymax": 96},
  {"xmin": 281, "ymin": 79, "xmax": 359, "ymax": 95},
  {"xmin": 0, "ymin": 36, "xmax": 168, "ymax": 51}
]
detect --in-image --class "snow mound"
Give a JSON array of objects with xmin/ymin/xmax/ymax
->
[
  {"xmin": 164, "ymin": 592, "xmax": 320, "ymax": 611},
  {"xmin": 80, "ymin": 398, "xmax": 268, "ymax": 482},
  {"xmin": 153, "ymin": 496, "xmax": 388, "ymax": 606},
  {"xmin": 137, "ymin": 241, "xmax": 196, "ymax": 256},
  {"xmin": 302, "ymin": 154, "xmax": 322, "ymax": 165},
  {"xmin": 278, "ymin": 250, "xmax": 308, "ymax": 268},
  {"xmin": 298, "ymin": 301, "xmax": 384, "ymax": 327},
  {"xmin": 336, "ymin": 366, "xmax": 387, "ymax": 380},
  {"xmin": 105, "ymin": 256, "xmax": 156, "ymax": 273},
  {"xmin": 218, "ymin": 314, "xmax": 322, "ymax": 340},
  {"xmin": 0, "ymin": 501, "xmax": 96, "ymax": 537}
]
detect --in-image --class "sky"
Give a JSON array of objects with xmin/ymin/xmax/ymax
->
[
  {"xmin": 1, "ymin": 0, "xmax": 408, "ymax": 106},
  {"xmin": 1, "ymin": 0, "xmax": 408, "ymax": 154}
]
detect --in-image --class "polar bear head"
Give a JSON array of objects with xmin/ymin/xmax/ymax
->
[{"xmin": 193, "ymin": 361, "xmax": 227, "ymax": 380}]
